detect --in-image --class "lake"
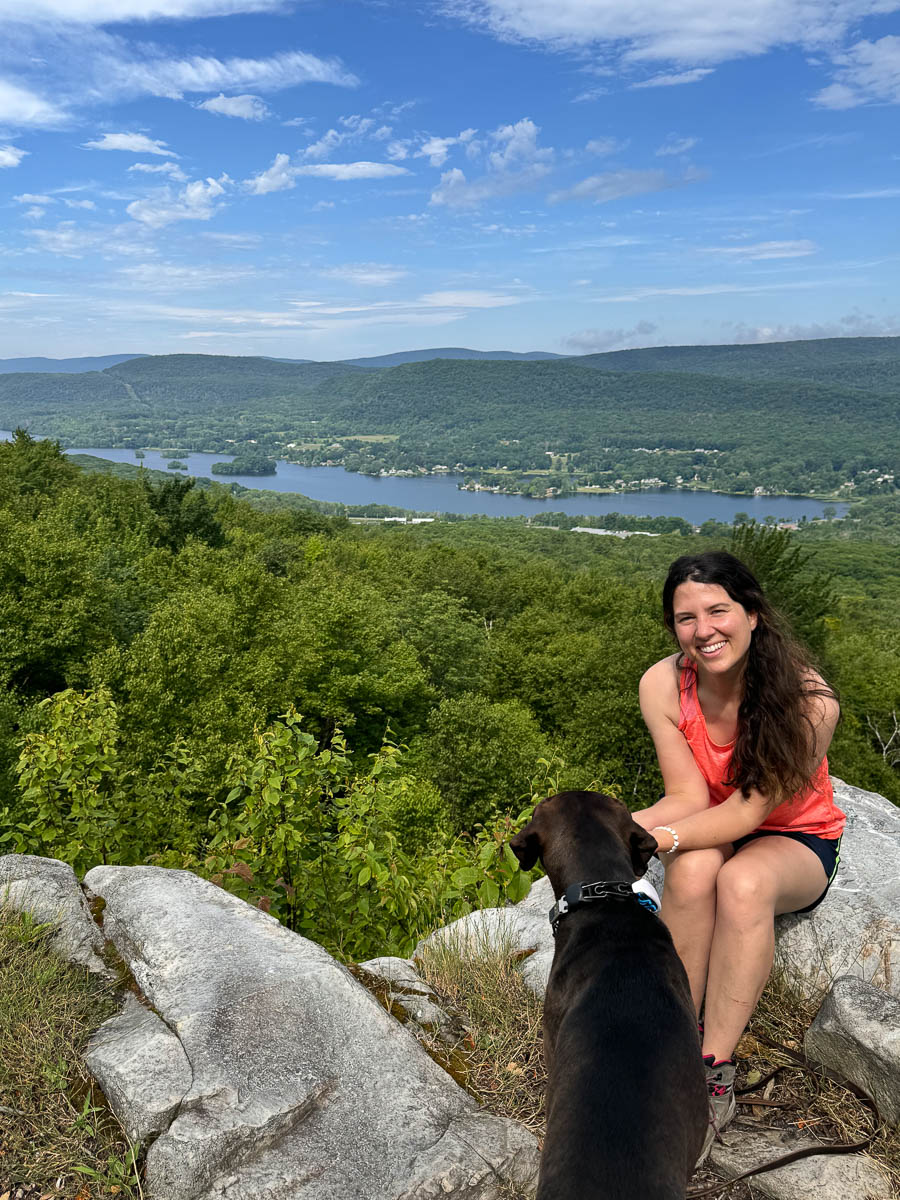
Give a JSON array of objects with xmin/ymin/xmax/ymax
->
[{"xmin": 2, "ymin": 433, "xmax": 847, "ymax": 523}]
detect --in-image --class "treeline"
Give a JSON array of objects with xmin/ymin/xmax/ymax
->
[{"xmin": 1, "ymin": 432, "xmax": 898, "ymax": 954}]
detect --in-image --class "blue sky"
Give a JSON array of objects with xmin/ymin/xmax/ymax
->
[{"xmin": 1, "ymin": 0, "xmax": 899, "ymax": 360}]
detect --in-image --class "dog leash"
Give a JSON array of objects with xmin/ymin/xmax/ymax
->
[
  {"xmin": 548, "ymin": 879, "xmax": 661, "ymax": 936},
  {"xmin": 686, "ymin": 1034, "xmax": 883, "ymax": 1198}
]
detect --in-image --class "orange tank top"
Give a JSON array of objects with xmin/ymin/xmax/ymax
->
[{"xmin": 678, "ymin": 662, "xmax": 845, "ymax": 839}]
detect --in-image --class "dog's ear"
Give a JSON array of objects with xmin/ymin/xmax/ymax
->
[
  {"xmin": 509, "ymin": 822, "xmax": 541, "ymax": 871},
  {"xmin": 628, "ymin": 823, "xmax": 659, "ymax": 876}
]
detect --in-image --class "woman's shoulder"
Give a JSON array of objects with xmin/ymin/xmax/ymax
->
[
  {"xmin": 639, "ymin": 654, "xmax": 683, "ymax": 720},
  {"xmin": 799, "ymin": 667, "xmax": 840, "ymax": 723}
]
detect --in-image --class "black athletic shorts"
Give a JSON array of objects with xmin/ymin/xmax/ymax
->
[{"xmin": 731, "ymin": 830, "xmax": 842, "ymax": 914}]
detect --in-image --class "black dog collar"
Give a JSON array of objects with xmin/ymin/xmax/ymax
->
[{"xmin": 549, "ymin": 879, "xmax": 660, "ymax": 936}]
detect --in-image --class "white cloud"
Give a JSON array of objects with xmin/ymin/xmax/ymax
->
[
  {"xmin": 83, "ymin": 132, "xmax": 177, "ymax": 156},
  {"xmin": 631, "ymin": 69, "xmax": 715, "ymax": 87},
  {"xmin": 814, "ymin": 36, "xmax": 900, "ymax": 108},
  {"xmin": 824, "ymin": 186, "xmax": 900, "ymax": 198},
  {"xmin": 726, "ymin": 311, "xmax": 900, "ymax": 342},
  {"xmin": 64, "ymin": 198, "xmax": 96, "ymax": 209},
  {"xmin": 437, "ymin": 1, "xmax": 896, "ymax": 68},
  {"xmin": 0, "ymin": 80, "xmax": 68, "ymax": 128},
  {"xmin": 201, "ymin": 231, "xmax": 262, "ymax": 246},
  {"xmin": 196, "ymin": 93, "xmax": 270, "ymax": 120},
  {"xmin": 322, "ymin": 263, "xmax": 409, "ymax": 286},
  {"xmin": 416, "ymin": 129, "xmax": 477, "ymax": 166},
  {"xmin": 244, "ymin": 153, "xmax": 297, "ymax": 194},
  {"xmin": 0, "ymin": 145, "xmax": 29, "ymax": 168},
  {"xmin": 430, "ymin": 117, "xmax": 553, "ymax": 207},
  {"xmin": 592, "ymin": 279, "xmax": 832, "ymax": 303},
  {"xmin": 126, "ymin": 175, "xmax": 230, "ymax": 227},
  {"xmin": 27, "ymin": 220, "xmax": 153, "ymax": 258},
  {"xmin": 302, "ymin": 127, "xmax": 352, "ymax": 160},
  {"xmin": 563, "ymin": 320, "xmax": 658, "ymax": 353},
  {"xmin": 295, "ymin": 161, "xmax": 411, "ymax": 180},
  {"xmin": 0, "ymin": 0, "xmax": 287, "ymax": 23},
  {"xmin": 420, "ymin": 289, "xmax": 523, "ymax": 307},
  {"xmin": 386, "ymin": 140, "xmax": 411, "ymax": 161},
  {"xmin": 14, "ymin": 192, "xmax": 52, "ymax": 204},
  {"xmin": 98, "ymin": 49, "xmax": 357, "ymax": 102},
  {"xmin": 700, "ymin": 239, "xmax": 818, "ymax": 259},
  {"xmin": 586, "ymin": 136, "xmax": 627, "ymax": 156},
  {"xmin": 129, "ymin": 161, "xmax": 188, "ymax": 180},
  {"xmin": 656, "ymin": 134, "xmax": 699, "ymax": 155},
  {"xmin": 549, "ymin": 167, "xmax": 693, "ymax": 205}
]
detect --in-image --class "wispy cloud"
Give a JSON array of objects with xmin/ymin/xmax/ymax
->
[
  {"xmin": 0, "ymin": 145, "xmax": 29, "ymax": 168},
  {"xmin": 0, "ymin": 0, "xmax": 285, "ymax": 20},
  {"xmin": 726, "ymin": 310, "xmax": 900, "ymax": 342},
  {"xmin": 700, "ymin": 239, "xmax": 818, "ymax": 260},
  {"xmin": 420, "ymin": 289, "xmax": 524, "ymax": 307},
  {"xmin": 592, "ymin": 279, "xmax": 838, "ymax": 303},
  {"xmin": 585, "ymin": 136, "xmax": 628, "ymax": 156},
  {"xmin": 656, "ymin": 134, "xmax": 699, "ymax": 156},
  {"xmin": 321, "ymin": 263, "xmax": 409, "ymax": 286},
  {"xmin": 416, "ymin": 128, "xmax": 477, "ymax": 166},
  {"xmin": 118, "ymin": 261, "xmax": 256, "ymax": 290},
  {"xmin": 549, "ymin": 167, "xmax": 701, "ymax": 205},
  {"xmin": 0, "ymin": 79, "xmax": 69, "ymax": 128},
  {"xmin": 437, "ymin": 1, "xmax": 894, "ymax": 71},
  {"xmin": 196, "ymin": 93, "xmax": 270, "ymax": 120},
  {"xmin": 126, "ymin": 175, "xmax": 230, "ymax": 227},
  {"xmin": 823, "ymin": 186, "xmax": 900, "ymax": 199},
  {"xmin": 631, "ymin": 69, "xmax": 714, "ymax": 88},
  {"xmin": 430, "ymin": 117, "xmax": 553, "ymax": 208},
  {"xmin": 84, "ymin": 132, "xmax": 178, "ymax": 156}
]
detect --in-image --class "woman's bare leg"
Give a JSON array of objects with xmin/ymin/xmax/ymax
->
[
  {"xmin": 659, "ymin": 845, "xmax": 732, "ymax": 1016},
  {"xmin": 702, "ymin": 837, "xmax": 828, "ymax": 1062}
]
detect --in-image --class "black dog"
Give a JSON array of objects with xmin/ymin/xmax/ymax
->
[{"xmin": 510, "ymin": 791, "xmax": 708, "ymax": 1200}]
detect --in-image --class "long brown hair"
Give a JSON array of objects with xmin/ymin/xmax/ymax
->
[{"xmin": 662, "ymin": 551, "xmax": 835, "ymax": 808}]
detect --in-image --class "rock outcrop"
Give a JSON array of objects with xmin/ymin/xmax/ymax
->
[
  {"xmin": 83, "ymin": 864, "xmax": 539, "ymax": 1200},
  {"xmin": 805, "ymin": 974, "xmax": 900, "ymax": 1126},
  {"xmin": 0, "ymin": 853, "xmax": 108, "ymax": 975}
]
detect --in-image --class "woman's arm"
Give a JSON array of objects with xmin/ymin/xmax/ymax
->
[{"xmin": 632, "ymin": 658, "xmax": 712, "ymax": 832}]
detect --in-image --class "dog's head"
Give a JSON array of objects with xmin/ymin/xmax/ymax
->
[{"xmin": 509, "ymin": 791, "xmax": 658, "ymax": 885}]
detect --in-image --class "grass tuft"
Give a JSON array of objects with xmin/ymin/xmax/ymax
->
[{"xmin": 0, "ymin": 906, "xmax": 142, "ymax": 1199}]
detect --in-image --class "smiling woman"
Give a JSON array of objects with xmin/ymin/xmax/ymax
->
[{"xmin": 632, "ymin": 550, "xmax": 845, "ymax": 1162}]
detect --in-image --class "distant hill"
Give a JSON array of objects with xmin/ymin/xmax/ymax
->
[
  {"xmin": 0, "ymin": 354, "xmax": 146, "ymax": 374},
  {"xmin": 338, "ymin": 347, "xmax": 563, "ymax": 368},
  {"xmin": 573, "ymin": 336, "xmax": 900, "ymax": 394}
]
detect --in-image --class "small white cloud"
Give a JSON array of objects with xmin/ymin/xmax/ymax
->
[
  {"xmin": 586, "ymin": 137, "xmax": 627, "ymax": 156},
  {"xmin": 563, "ymin": 320, "xmax": 658, "ymax": 353},
  {"xmin": 322, "ymin": 263, "xmax": 409, "ymax": 286},
  {"xmin": 64, "ymin": 198, "xmax": 97, "ymax": 209},
  {"xmin": 0, "ymin": 0, "xmax": 285, "ymax": 19},
  {"xmin": 430, "ymin": 118, "xmax": 553, "ymax": 208},
  {"xmin": 295, "ymin": 161, "xmax": 411, "ymax": 180},
  {"xmin": 311, "ymin": 199, "xmax": 336, "ymax": 210},
  {"xmin": 283, "ymin": 116, "xmax": 313, "ymax": 129},
  {"xmin": 84, "ymin": 132, "xmax": 178, "ymax": 156},
  {"xmin": 126, "ymin": 175, "xmax": 230, "ymax": 227},
  {"xmin": 386, "ymin": 140, "xmax": 411, "ymax": 161},
  {"xmin": 0, "ymin": 80, "xmax": 68, "ymax": 129},
  {"xmin": 656, "ymin": 134, "xmax": 699, "ymax": 156},
  {"xmin": 14, "ymin": 192, "xmax": 52, "ymax": 204},
  {"xmin": 0, "ymin": 145, "xmax": 29, "ymax": 169},
  {"xmin": 196, "ymin": 93, "xmax": 270, "ymax": 120},
  {"xmin": 632, "ymin": 69, "xmax": 715, "ymax": 89},
  {"xmin": 244, "ymin": 152, "xmax": 296, "ymax": 194},
  {"xmin": 416, "ymin": 128, "xmax": 477, "ymax": 167},
  {"xmin": 129, "ymin": 161, "xmax": 188, "ymax": 181}
]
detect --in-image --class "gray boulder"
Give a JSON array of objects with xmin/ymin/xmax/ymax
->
[
  {"xmin": 84, "ymin": 865, "xmax": 539, "ymax": 1200},
  {"xmin": 707, "ymin": 1126, "xmax": 892, "ymax": 1200},
  {"xmin": 85, "ymin": 993, "xmax": 192, "ymax": 1142},
  {"xmin": 805, "ymin": 974, "xmax": 900, "ymax": 1126},
  {"xmin": 0, "ymin": 853, "xmax": 108, "ymax": 974},
  {"xmin": 774, "ymin": 779, "xmax": 900, "ymax": 1001}
]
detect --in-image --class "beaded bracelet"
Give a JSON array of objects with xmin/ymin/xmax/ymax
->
[{"xmin": 652, "ymin": 825, "xmax": 680, "ymax": 854}]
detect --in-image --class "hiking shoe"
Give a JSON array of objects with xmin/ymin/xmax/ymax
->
[{"xmin": 695, "ymin": 1056, "xmax": 737, "ymax": 1167}]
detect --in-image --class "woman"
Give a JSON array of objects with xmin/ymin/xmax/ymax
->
[{"xmin": 633, "ymin": 551, "xmax": 844, "ymax": 1145}]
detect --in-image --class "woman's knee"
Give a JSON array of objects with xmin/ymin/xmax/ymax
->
[
  {"xmin": 663, "ymin": 847, "xmax": 728, "ymax": 905},
  {"xmin": 716, "ymin": 855, "xmax": 778, "ymax": 920}
]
